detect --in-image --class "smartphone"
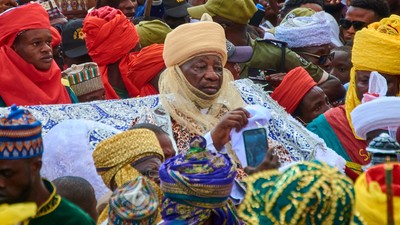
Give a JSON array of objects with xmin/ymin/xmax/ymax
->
[
  {"xmin": 249, "ymin": 9, "xmax": 265, "ymax": 27},
  {"xmin": 260, "ymin": 20, "xmax": 274, "ymax": 30},
  {"xmin": 243, "ymin": 128, "xmax": 268, "ymax": 168}
]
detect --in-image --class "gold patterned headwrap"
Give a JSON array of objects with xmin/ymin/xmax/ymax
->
[
  {"xmin": 159, "ymin": 14, "xmax": 245, "ymax": 135},
  {"xmin": 238, "ymin": 161, "xmax": 364, "ymax": 225},
  {"xmin": 346, "ymin": 15, "xmax": 400, "ymax": 139},
  {"xmin": 92, "ymin": 129, "xmax": 165, "ymax": 190}
]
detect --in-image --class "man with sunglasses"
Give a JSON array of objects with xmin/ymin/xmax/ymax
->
[
  {"xmin": 275, "ymin": 11, "xmax": 346, "ymax": 105},
  {"xmin": 341, "ymin": 0, "xmax": 389, "ymax": 44},
  {"xmin": 187, "ymin": 0, "xmax": 338, "ymax": 87},
  {"xmin": 308, "ymin": 15, "xmax": 400, "ymax": 180}
]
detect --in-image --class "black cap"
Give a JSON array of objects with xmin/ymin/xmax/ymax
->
[
  {"xmin": 163, "ymin": 0, "xmax": 192, "ymax": 18},
  {"xmin": 62, "ymin": 19, "xmax": 88, "ymax": 58}
]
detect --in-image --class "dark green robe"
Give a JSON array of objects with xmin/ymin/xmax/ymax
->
[{"xmin": 27, "ymin": 179, "xmax": 95, "ymax": 225}]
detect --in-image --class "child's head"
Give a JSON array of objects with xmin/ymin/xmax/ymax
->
[{"xmin": 331, "ymin": 46, "xmax": 352, "ymax": 84}]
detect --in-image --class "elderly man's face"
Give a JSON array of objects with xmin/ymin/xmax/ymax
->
[
  {"xmin": 0, "ymin": 159, "xmax": 36, "ymax": 204},
  {"xmin": 355, "ymin": 71, "xmax": 400, "ymax": 100},
  {"xmin": 0, "ymin": 0, "xmax": 17, "ymax": 13},
  {"xmin": 13, "ymin": 29, "xmax": 53, "ymax": 71},
  {"xmin": 180, "ymin": 55, "xmax": 224, "ymax": 95}
]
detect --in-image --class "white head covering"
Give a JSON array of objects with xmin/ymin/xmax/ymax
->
[
  {"xmin": 351, "ymin": 97, "xmax": 400, "ymax": 140},
  {"xmin": 275, "ymin": 11, "xmax": 331, "ymax": 48},
  {"xmin": 41, "ymin": 119, "xmax": 121, "ymax": 200},
  {"xmin": 324, "ymin": 12, "xmax": 343, "ymax": 47}
]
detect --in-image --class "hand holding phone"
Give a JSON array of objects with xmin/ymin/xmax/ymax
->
[{"xmin": 243, "ymin": 128, "xmax": 268, "ymax": 168}]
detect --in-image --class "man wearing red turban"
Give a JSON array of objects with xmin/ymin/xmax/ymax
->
[
  {"xmin": 0, "ymin": 3, "xmax": 75, "ymax": 106},
  {"xmin": 271, "ymin": 67, "xmax": 331, "ymax": 126},
  {"xmin": 83, "ymin": 6, "xmax": 165, "ymax": 99}
]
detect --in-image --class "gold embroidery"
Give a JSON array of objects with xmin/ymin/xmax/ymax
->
[
  {"xmin": 358, "ymin": 149, "xmax": 370, "ymax": 161},
  {"xmin": 34, "ymin": 179, "xmax": 61, "ymax": 218}
]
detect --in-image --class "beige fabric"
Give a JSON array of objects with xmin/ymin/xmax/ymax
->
[{"xmin": 162, "ymin": 20, "xmax": 227, "ymax": 67}]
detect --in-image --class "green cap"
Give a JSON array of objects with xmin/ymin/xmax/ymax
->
[
  {"xmin": 187, "ymin": 0, "xmax": 257, "ymax": 25},
  {"xmin": 280, "ymin": 7, "xmax": 316, "ymax": 24},
  {"xmin": 135, "ymin": 20, "xmax": 172, "ymax": 48},
  {"xmin": 269, "ymin": 8, "xmax": 316, "ymax": 34}
]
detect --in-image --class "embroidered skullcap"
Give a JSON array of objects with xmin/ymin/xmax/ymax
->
[
  {"xmin": 0, "ymin": 3, "xmax": 50, "ymax": 47},
  {"xmin": 0, "ymin": 105, "xmax": 43, "ymax": 159},
  {"xmin": 93, "ymin": 129, "xmax": 164, "ymax": 189},
  {"xmin": 346, "ymin": 15, "xmax": 400, "ymax": 140},
  {"xmin": 0, "ymin": 203, "xmax": 37, "ymax": 225},
  {"xmin": 108, "ymin": 176, "xmax": 159, "ymax": 225},
  {"xmin": 160, "ymin": 136, "xmax": 240, "ymax": 224},
  {"xmin": 162, "ymin": 13, "xmax": 227, "ymax": 67},
  {"xmin": 275, "ymin": 11, "xmax": 331, "ymax": 48},
  {"xmin": 135, "ymin": 20, "xmax": 172, "ymax": 48},
  {"xmin": 355, "ymin": 163, "xmax": 400, "ymax": 224},
  {"xmin": 187, "ymin": 0, "xmax": 257, "ymax": 25},
  {"xmin": 238, "ymin": 161, "xmax": 362, "ymax": 225},
  {"xmin": 64, "ymin": 62, "xmax": 104, "ymax": 97},
  {"xmin": 271, "ymin": 67, "xmax": 317, "ymax": 114}
]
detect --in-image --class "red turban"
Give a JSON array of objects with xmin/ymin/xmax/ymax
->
[
  {"xmin": 0, "ymin": 3, "xmax": 50, "ymax": 47},
  {"xmin": 83, "ymin": 6, "xmax": 139, "ymax": 66},
  {"xmin": 83, "ymin": 6, "xmax": 140, "ymax": 99},
  {"xmin": 271, "ymin": 67, "xmax": 316, "ymax": 114},
  {"xmin": 50, "ymin": 26, "xmax": 61, "ymax": 47},
  {"xmin": 0, "ymin": 3, "xmax": 71, "ymax": 106},
  {"xmin": 127, "ymin": 44, "xmax": 165, "ymax": 97}
]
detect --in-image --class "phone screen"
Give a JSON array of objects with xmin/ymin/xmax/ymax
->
[{"xmin": 243, "ymin": 128, "xmax": 268, "ymax": 168}]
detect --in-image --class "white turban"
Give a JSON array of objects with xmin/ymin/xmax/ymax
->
[
  {"xmin": 41, "ymin": 119, "xmax": 121, "ymax": 200},
  {"xmin": 275, "ymin": 11, "xmax": 331, "ymax": 48},
  {"xmin": 324, "ymin": 12, "xmax": 343, "ymax": 47},
  {"xmin": 351, "ymin": 97, "xmax": 400, "ymax": 139}
]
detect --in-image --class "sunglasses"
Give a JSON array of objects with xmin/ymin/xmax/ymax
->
[
  {"xmin": 339, "ymin": 18, "xmax": 366, "ymax": 31},
  {"xmin": 297, "ymin": 51, "xmax": 335, "ymax": 65}
]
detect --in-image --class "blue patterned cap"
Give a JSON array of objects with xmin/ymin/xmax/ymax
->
[{"xmin": 0, "ymin": 105, "xmax": 43, "ymax": 159}]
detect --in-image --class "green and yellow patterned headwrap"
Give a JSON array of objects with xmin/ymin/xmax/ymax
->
[{"xmin": 238, "ymin": 161, "xmax": 364, "ymax": 225}]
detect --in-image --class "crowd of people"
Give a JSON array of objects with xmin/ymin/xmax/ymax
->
[{"xmin": 0, "ymin": 0, "xmax": 400, "ymax": 224}]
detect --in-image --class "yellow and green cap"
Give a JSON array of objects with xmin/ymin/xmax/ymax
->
[
  {"xmin": 187, "ymin": 0, "xmax": 257, "ymax": 25},
  {"xmin": 135, "ymin": 19, "xmax": 172, "ymax": 48}
]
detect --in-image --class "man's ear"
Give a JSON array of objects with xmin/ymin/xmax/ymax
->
[{"xmin": 30, "ymin": 157, "xmax": 43, "ymax": 173}]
